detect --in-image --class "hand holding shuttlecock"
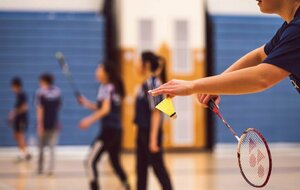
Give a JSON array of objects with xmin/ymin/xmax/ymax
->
[{"xmin": 155, "ymin": 98, "xmax": 177, "ymax": 119}]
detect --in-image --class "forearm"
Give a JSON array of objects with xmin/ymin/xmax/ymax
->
[
  {"xmin": 191, "ymin": 64, "xmax": 288, "ymax": 95},
  {"xmin": 16, "ymin": 104, "xmax": 28, "ymax": 115},
  {"xmin": 83, "ymin": 100, "xmax": 98, "ymax": 110},
  {"xmin": 150, "ymin": 111, "xmax": 161, "ymax": 143},
  {"xmin": 36, "ymin": 107, "xmax": 44, "ymax": 127},
  {"xmin": 87, "ymin": 109, "xmax": 108, "ymax": 124},
  {"xmin": 223, "ymin": 46, "xmax": 266, "ymax": 74}
]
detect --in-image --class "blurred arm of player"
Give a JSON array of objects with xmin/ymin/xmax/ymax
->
[
  {"xmin": 149, "ymin": 110, "xmax": 162, "ymax": 153},
  {"xmin": 17, "ymin": 103, "xmax": 28, "ymax": 114},
  {"xmin": 8, "ymin": 102, "xmax": 28, "ymax": 123},
  {"xmin": 36, "ymin": 106, "xmax": 44, "ymax": 137},
  {"xmin": 197, "ymin": 45, "xmax": 267, "ymax": 107},
  {"xmin": 77, "ymin": 95, "xmax": 98, "ymax": 110},
  {"xmin": 79, "ymin": 99, "xmax": 111, "ymax": 129},
  {"xmin": 150, "ymin": 46, "xmax": 289, "ymax": 100}
]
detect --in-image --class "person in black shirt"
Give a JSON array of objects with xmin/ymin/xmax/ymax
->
[
  {"xmin": 78, "ymin": 62, "xmax": 130, "ymax": 190},
  {"xmin": 9, "ymin": 77, "xmax": 31, "ymax": 162},
  {"xmin": 134, "ymin": 52, "xmax": 173, "ymax": 190},
  {"xmin": 150, "ymin": 0, "xmax": 300, "ymax": 107},
  {"xmin": 35, "ymin": 73, "xmax": 61, "ymax": 175}
]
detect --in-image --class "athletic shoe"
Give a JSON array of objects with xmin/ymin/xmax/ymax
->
[
  {"xmin": 15, "ymin": 155, "xmax": 25, "ymax": 163},
  {"xmin": 47, "ymin": 171, "xmax": 54, "ymax": 176},
  {"xmin": 121, "ymin": 181, "xmax": 131, "ymax": 190},
  {"xmin": 90, "ymin": 181, "xmax": 99, "ymax": 190},
  {"xmin": 25, "ymin": 154, "xmax": 32, "ymax": 161}
]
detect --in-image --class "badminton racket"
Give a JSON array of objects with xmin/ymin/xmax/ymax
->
[
  {"xmin": 55, "ymin": 52, "xmax": 81, "ymax": 98},
  {"xmin": 208, "ymin": 99, "xmax": 272, "ymax": 188}
]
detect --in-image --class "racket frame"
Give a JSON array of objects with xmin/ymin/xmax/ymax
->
[{"xmin": 208, "ymin": 99, "xmax": 272, "ymax": 188}]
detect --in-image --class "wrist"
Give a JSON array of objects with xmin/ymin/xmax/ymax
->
[{"xmin": 189, "ymin": 80, "xmax": 197, "ymax": 94}]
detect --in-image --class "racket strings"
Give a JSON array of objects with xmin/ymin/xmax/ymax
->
[{"xmin": 239, "ymin": 130, "xmax": 271, "ymax": 187}]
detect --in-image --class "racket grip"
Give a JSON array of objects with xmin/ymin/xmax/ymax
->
[{"xmin": 208, "ymin": 99, "xmax": 219, "ymax": 113}]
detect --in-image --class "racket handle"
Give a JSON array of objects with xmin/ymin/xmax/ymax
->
[{"xmin": 208, "ymin": 99, "xmax": 219, "ymax": 113}]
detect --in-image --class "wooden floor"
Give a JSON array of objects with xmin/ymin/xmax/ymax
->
[{"xmin": 0, "ymin": 145, "xmax": 299, "ymax": 190}]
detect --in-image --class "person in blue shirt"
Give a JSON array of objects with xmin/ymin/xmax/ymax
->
[
  {"xmin": 78, "ymin": 61, "xmax": 130, "ymax": 190},
  {"xmin": 134, "ymin": 51, "xmax": 173, "ymax": 190},
  {"xmin": 35, "ymin": 73, "xmax": 62, "ymax": 175},
  {"xmin": 150, "ymin": 0, "xmax": 300, "ymax": 107},
  {"xmin": 9, "ymin": 77, "xmax": 31, "ymax": 162}
]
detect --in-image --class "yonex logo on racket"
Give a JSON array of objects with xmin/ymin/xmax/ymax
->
[{"xmin": 249, "ymin": 138, "xmax": 266, "ymax": 178}]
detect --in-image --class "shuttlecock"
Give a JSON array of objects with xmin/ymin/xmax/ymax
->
[{"xmin": 155, "ymin": 98, "xmax": 177, "ymax": 119}]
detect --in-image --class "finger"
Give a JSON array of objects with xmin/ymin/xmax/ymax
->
[
  {"xmin": 203, "ymin": 95, "xmax": 212, "ymax": 105},
  {"xmin": 150, "ymin": 89, "xmax": 174, "ymax": 97},
  {"xmin": 215, "ymin": 96, "xmax": 221, "ymax": 105},
  {"xmin": 149, "ymin": 83, "xmax": 173, "ymax": 95},
  {"xmin": 199, "ymin": 94, "xmax": 207, "ymax": 104},
  {"xmin": 198, "ymin": 94, "xmax": 208, "ymax": 108},
  {"xmin": 166, "ymin": 94, "xmax": 175, "ymax": 99}
]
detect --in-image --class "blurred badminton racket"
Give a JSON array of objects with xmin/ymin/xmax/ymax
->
[
  {"xmin": 208, "ymin": 99, "xmax": 272, "ymax": 188},
  {"xmin": 55, "ymin": 52, "xmax": 81, "ymax": 98}
]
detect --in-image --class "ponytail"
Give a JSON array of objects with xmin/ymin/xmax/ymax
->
[
  {"xmin": 157, "ymin": 56, "xmax": 167, "ymax": 83},
  {"xmin": 141, "ymin": 51, "xmax": 168, "ymax": 83}
]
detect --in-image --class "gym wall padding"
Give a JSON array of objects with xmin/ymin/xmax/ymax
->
[
  {"xmin": 211, "ymin": 15, "xmax": 300, "ymax": 143},
  {"xmin": 0, "ymin": 12, "xmax": 105, "ymax": 146}
]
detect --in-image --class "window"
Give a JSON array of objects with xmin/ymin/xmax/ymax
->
[
  {"xmin": 139, "ymin": 20, "xmax": 154, "ymax": 52},
  {"xmin": 173, "ymin": 20, "xmax": 191, "ymax": 74},
  {"xmin": 172, "ymin": 96, "xmax": 194, "ymax": 145}
]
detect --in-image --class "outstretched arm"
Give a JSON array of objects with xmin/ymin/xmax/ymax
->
[
  {"xmin": 223, "ymin": 46, "xmax": 267, "ymax": 74},
  {"xmin": 150, "ymin": 63, "xmax": 289, "ymax": 96},
  {"xmin": 197, "ymin": 46, "xmax": 267, "ymax": 106},
  {"xmin": 77, "ymin": 96, "xmax": 98, "ymax": 110}
]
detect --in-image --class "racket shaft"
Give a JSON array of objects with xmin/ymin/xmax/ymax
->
[
  {"xmin": 65, "ymin": 74, "xmax": 80, "ymax": 97},
  {"xmin": 55, "ymin": 52, "xmax": 81, "ymax": 97},
  {"xmin": 208, "ymin": 99, "xmax": 240, "ymax": 141},
  {"xmin": 216, "ymin": 113, "xmax": 240, "ymax": 141}
]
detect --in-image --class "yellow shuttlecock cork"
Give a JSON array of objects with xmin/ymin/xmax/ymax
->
[{"xmin": 155, "ymin": 98, "xmax": 177, "ymax": 119}]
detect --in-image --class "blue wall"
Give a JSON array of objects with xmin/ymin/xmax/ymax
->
[
  {"xmin": 211, "ymin": 15, "xmax": 300, "ymax": 143},
  {"xmin": 0, "ymin": 12, "xmax": 105, "ymax": 146}
]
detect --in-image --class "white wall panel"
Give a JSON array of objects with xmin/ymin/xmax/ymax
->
[{"xmin": 0, "ymin": 0, "xmax": 103, "ymax": 12}]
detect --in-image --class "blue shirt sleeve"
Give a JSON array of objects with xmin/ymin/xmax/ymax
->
[
  {"xmin": 263, "ymin": 24, "xmax": 300, "ymax": 77},
  {"xmin": 264, "ymin": 25, "xmax": 283, "ymax": 55}
]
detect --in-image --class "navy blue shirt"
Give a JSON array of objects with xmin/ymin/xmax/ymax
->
[
  {"xmin": 35, "ymin": 86, "xmax": 61, "ymax": 130},
  {"xmin": 263, "ymin": 7, "xmax": 300, "ymax": 93},
  {"xmin": 97, "ymin": 83, "xmax": 122, "ymax": 129},
  {"xmin": 134, "ymin": 76, "xmax": 164, "ymax": 129},
  {"xmin": 14, "ymin": 91, "xmax": 28, "ymax": 123}
]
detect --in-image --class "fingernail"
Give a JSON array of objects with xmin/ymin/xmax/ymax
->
[{"xmin": 148, "ymin": 90, "xmax": 152, "ymax": 94}]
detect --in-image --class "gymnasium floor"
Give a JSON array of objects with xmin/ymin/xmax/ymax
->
[{"xmin": 0, "ymin": 145, "xmax": 299, "ymax": 190}]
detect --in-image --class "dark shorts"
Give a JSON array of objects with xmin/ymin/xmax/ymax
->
[{"xmin": 13, "ymin": 119, "xmax": 28, "ymax": 133}]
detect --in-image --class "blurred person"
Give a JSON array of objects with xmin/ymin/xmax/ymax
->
[
  {"xmin": 134, "ymin": 51, "xmax": 173, "ymax": 190},
  {"xmin": 9, "ymin": 77, "xmax": 31, "ymax": 162},
  {"xmin": 150, "ymin": 0, "xmax": 300, "ymax": 107},
  {"xmin": 35, "ymin": 73, "xmax": 61, "ymax": 175},
  {"xmin": 78, "ymin": 61, "xmax": 130, "ymax": 190}
]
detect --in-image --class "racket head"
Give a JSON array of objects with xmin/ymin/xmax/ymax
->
[
  {"xmin": 237, "ymin": 128, "xmax": 272, "ymax": 188},
  {"xmin": 55, "ymin": 52, "xmax": 70, "ymax": 75},
  {"xmin": 54, "ymin": 52, "xmax": 81, "ymax": 98}
]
